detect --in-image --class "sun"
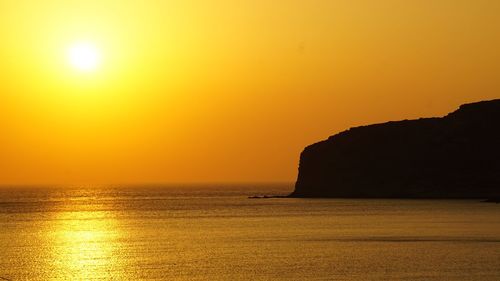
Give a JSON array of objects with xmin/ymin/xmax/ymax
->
[{"xmin": 68, "ymin": 42, "xmax": 101, "ymax": 72}]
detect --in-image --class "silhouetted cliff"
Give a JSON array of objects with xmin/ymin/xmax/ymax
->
[{"xmin": 291, "ymin": 99, "xmax": 500, "ymax": 198}]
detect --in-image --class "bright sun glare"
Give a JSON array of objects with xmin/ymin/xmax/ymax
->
[{"xmin": 68, "ymin": 42, "xmax": 101, "ymax": 72}]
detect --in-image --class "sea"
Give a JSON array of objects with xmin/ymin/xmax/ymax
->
[{"xmin": 0, "ymin": 184, "xmax": 499, "ymax": 281}]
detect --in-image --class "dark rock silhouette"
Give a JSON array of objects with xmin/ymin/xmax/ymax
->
[
  {"xmin": 483, "ymin": 198, "xmax": 500, "ymax": 203},
  {"xmin": 248, "ymin": 195, "xmax": 288, "ymax": 199},
  {"xmin": 291, "ymin": 99, "xmax": 500, "ymax": 199}
]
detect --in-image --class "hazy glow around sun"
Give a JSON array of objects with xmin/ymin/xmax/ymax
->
[{"xmin": 68, "ymin": 42, "xmax": 101, "ymax": 72}]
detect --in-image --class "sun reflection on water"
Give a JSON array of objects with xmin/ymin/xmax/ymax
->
[{"xmin": 50, "ymin": 209, "xmax": 124, "ymax": 280}]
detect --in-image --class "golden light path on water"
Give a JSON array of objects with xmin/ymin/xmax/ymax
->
[
  {"xmin": 50, "ymin": 210, "xmax": 122, "ymax": 280},
  {"xmin": 30, "ymin": 190, "xmax": 131, "ymax": 281}
]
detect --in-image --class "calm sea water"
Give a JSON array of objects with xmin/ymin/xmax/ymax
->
[{"xmin": 0, "ymin": 185, "xmax": 499, "ymax": 281}]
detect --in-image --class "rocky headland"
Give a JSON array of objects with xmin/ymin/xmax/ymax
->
[{"xmin": 291, "ymin": 99, "xmax": 500, "ymax": 199}]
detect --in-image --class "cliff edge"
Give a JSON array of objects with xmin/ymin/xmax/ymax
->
[{"xmin": 291, "ymin": 99, "xmax": 500, "ymax": 198}]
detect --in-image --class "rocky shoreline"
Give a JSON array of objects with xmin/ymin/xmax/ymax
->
[{"xmin": 291, "ymin": 99, "xmax": 500, "ymax": 199}]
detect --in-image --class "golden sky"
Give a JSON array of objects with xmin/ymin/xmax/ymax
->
[{"xmin": 1, "ymin": 0, "xmax": 499, "ymax": 185}]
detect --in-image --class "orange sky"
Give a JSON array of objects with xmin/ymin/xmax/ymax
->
[{"xmin": 1, "ymin": 1, "xmax": 499, "ymax": 185}]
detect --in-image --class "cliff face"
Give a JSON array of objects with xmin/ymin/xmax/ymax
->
[{"xmin": 292, "ymin": 99, "xmax": 500, "ymax": 198}]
